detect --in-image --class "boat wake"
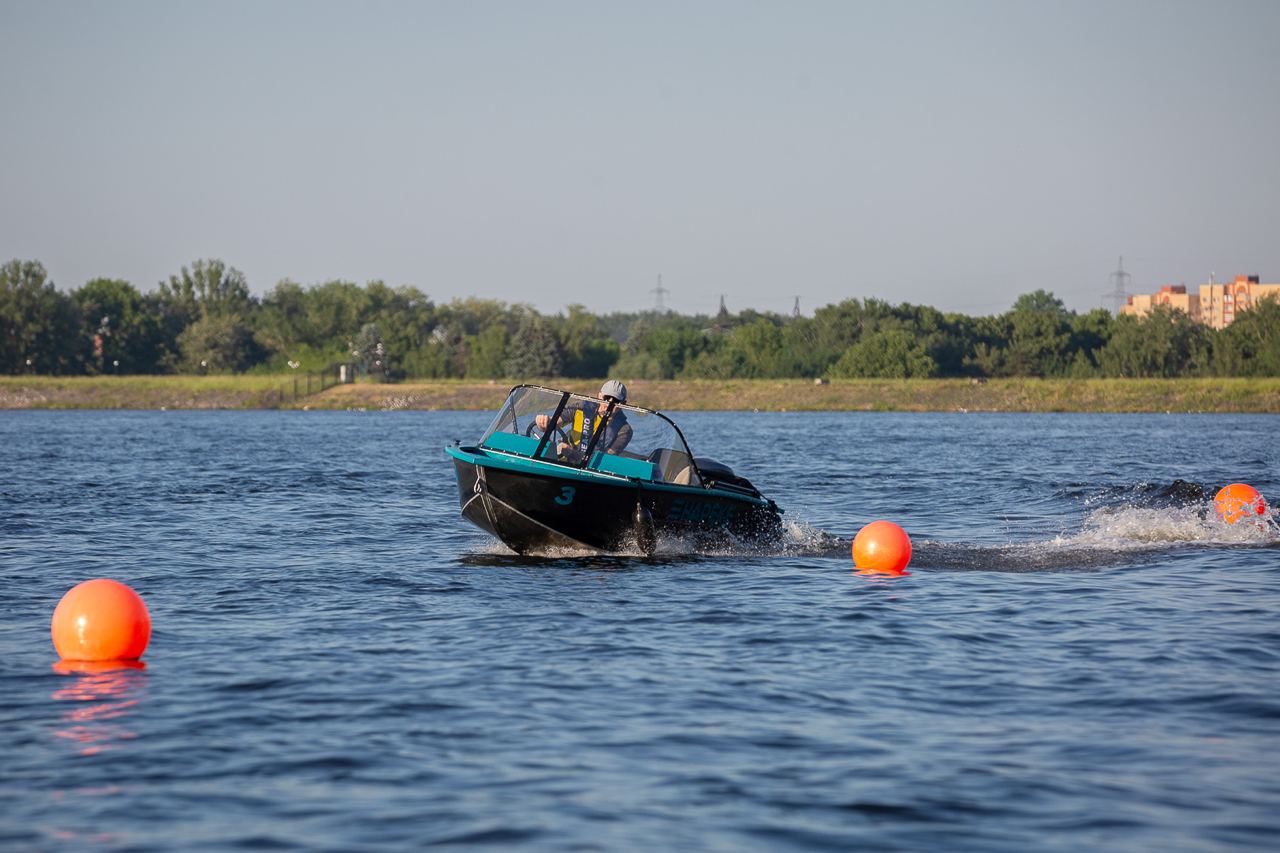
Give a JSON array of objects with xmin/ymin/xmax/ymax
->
[
  {"xmin": 912, "ymin": 486, "xmax": 1278, "ymax": 572},
  {"xmin": 460, "ymin": 481, "xmax": 1277, "ymax": 570}
]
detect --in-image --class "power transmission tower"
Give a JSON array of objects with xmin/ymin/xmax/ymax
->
[
  {"xmin": 792, "ymin": 296, "xmax": 801, "ymax": 318},
  {"xmin": 650, "ymin": 274, "xmax": 670, "ymax": 313},
  {"xmin": 1103, "ymin": 256, "xmax": 1132, "ymax": 315}
]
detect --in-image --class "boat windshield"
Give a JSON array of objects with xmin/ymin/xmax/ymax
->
[{"xmin": 479, "ymin": 385, "xmax": 703, "ymax": 487}]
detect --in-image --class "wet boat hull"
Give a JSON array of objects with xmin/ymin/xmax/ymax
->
[{"xmin": 452, "ymin": 456, "xmax": 781, "ymax": 554}]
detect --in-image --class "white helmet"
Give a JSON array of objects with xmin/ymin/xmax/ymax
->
[{"xmin": 599, "ymin": 380, "xmax": 628, "ymax": 403}]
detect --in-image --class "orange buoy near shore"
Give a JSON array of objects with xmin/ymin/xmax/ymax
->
[
  {"xmin": 1213, "ymin": 484, "xmax": 1267, "ymax": 525},
  {"xmin": 853, "ymin": 520, "xmax": 913, "ymax": 575},
  {"xmin": 51, "ymin": 579, "xmax": 151, "ymax": 662}
]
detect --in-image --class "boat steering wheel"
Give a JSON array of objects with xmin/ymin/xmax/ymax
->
[{"xmin": 525, "ymin": 420, "xmax": 569, "ymax": 447}]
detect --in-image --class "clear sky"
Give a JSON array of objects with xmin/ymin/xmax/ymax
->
[{"xmin": 3, "ymin": 0, "xmax": 1278, "ymax": 317}]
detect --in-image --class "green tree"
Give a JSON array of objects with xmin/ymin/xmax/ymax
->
[
  {"xmin": 503, "ymin": 311, "xmax": 563, "ymax": 378},
  {"xmin": 809, "ymin": 299, "xmax": 871, "ymax": 364},
  {"xmin": 1066, "ymin": 308, "xmax": 1114, "ymax": 377},
  {"xmin": 611, "ymin": 349, "xmax": 664, "ymax": 379},
  {"xmin": 364, "ymin": 281, "xmax": 437, "ymax": 375},
  {"xmin": 1096, "ymin": 306, "xmax": 1212, "ymax": 377},
  {"xmin": 158, "ymin": 260, "xmax": 258, "ymax": 371},
  {"xmin": 622, "ymin": 315, "xmax": 712, "ymax": 379},
  {"xmin": 559, "ymin": 305, "xmax": 620, "ymax": 377},
  {"xmin": 73, "ymin": 278, "xmax": 166, "ymax": 373},
  {"xmin": 959, "ymin": 314, "xmax": 1010, "ymax": 377},
  {"xmin": 829, "ymin": 328, "xmax": 938, "ymax": 378},
  {"xmin": 256, "ymin": 279, "xmax": 311, "ymax": 352},
  {"xmin": 177, "ymin": 314, "xmax": 264, "ymax": 372},
  {"xmin": 414, "ymin": 298, "xmax": 522, "ymax": 378},
  {"xmin": 877, "ymin": 302, "xmax": 957, "ymax": 376},
  {"xmin": 691, "ymin": 319, "xmax": 784, "ymax": 378},
  {"xmin": 465, "ymin": 325, "xmax": 509, "ymax": 378},
  {"xmin": 1214, "ymin": 295, "xmax": 1280, "ymax": 376},
  {"xmin": 775, "ymin": 317, "xmax": 829, "ymax": 377},
  {"xmin": 304, "ymin": 280, "xmax": 370, "ymax": 345},
  {"xmin": 354, "ymin": 322, "xmax": 389, "ymax": 380},
  {"xmin": 1002, "ymin": 290, "xmax": 1071, "ymax": 376},
  {"xmin": 0, "ymin": 260, "xmax": 81, "ymax": 374},
  {"xmin": 252, "ymin": 280, "xmax": 346, "ymax": 372},
  {"xmin": 400, "ymin": 344, "xmax": 452, "ymax": 378},
  {"xmin": 159, "ymin": 259, "xmax": 252, "ymax": 320}
]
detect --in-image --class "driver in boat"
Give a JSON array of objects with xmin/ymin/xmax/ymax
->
[{"xmin": 535, "ymin": 380, "xmax": 633, "ymax": 463}]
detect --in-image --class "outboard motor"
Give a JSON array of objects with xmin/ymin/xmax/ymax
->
[{"xmin": 693, "ymin": 457, "xmax": 762, "ymax": 497}]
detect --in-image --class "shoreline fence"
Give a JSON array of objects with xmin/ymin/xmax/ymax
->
[{"xmin": 264, "ymin": 361, "xmax": 360, "ymax": 407}]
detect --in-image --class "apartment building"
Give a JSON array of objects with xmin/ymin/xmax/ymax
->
[
  {"xmin": 1121, "ymin": 275, "xmax": 1280, "ymax": 329},
  {"xmin": 1198, "ymin": 275, "xmax": 1280, "ymax": 330},
  {"xmin": 1120, "ymin": 285, "xmax": 1200, "ymax": 321}
]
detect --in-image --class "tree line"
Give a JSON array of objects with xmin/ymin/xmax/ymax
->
[{"xmin": 3, "ymin": 258, "xmax": 1278, "ymax": 379}]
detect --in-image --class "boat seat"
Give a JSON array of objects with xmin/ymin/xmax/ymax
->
[{"xmin": 647, "ymin": 448, "xmax": 698, "ymax": 485}]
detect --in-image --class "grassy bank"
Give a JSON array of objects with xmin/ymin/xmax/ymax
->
[
  {"xmin": 0, "ymin": 375, "xmax": 294, "ymax": 409},
  {"xmin": 3, "ymin": 375, "xmax": 1279, "ymax": 412}
]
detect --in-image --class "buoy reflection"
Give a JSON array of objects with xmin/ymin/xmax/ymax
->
[
  {"xmin": 52, "ymin": 660, "xmax": 147, "ymax": 757},
  {"xmin": 853, "ymin": 567, "xmax": 912, "ymax": 579}
]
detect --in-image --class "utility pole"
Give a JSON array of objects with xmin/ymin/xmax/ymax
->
[
  {"xmin": 1103, "ymin": 256, "xmax": 1132, "ymax": 315},
  {"xmin": 650, "ymin": 274, "xmax": 670, "ymax": 313}
]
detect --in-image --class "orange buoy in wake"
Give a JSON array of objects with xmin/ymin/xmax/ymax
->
[
  {"xmin": 853, "ymin": 520, "xmax": 913, "ymax": 575},
  {"xmin": 1214, "ymin": 483, "xmax": 1267, "ymax": 525},
  {"xmin": 51, "ymin": 579, "xmax": 151, "ymax": 662}
]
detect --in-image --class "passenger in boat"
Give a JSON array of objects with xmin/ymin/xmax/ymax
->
[{"xmin": 536, "ymin": 380, "xmax": 633, "ymax": 461}]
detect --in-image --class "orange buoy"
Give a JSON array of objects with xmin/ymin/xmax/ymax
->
[
  {"xmin": 1213, "ymin": 483, "xmax": 1267, "ymax": 525},
  {"xmin": 853, "ymin": 520, "xmax": 913, "ymax": 575},
  {"xmin": 51, "ymin": 579, "xmax": 151, "ymax": 662}
]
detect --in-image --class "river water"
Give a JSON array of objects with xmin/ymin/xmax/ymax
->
[{"xmin": 1, "ymin": 410, "xmax": 1277, "ymax": 851}]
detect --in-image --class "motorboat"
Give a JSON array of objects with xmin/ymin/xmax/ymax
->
[{"xmin": 446, "ymin": 384, "xmax": 783, "ymax": 554}]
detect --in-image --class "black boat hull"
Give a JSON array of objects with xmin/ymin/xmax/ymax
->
[{"xmin": 453, "ymin": 457, "xmax": 781, "ymax": 554}]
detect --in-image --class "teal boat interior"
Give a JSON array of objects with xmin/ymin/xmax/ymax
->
[{"xmin": 446, "ymin": 385, "xmax": 770, "ymax": 503}]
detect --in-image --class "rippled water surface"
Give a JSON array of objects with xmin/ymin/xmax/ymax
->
[{"xmin": 2, "ymin": 410, "xmax": 1278, "ymax": 851}]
